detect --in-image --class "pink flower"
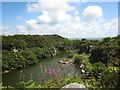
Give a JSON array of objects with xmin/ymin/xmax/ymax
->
[
  {"xmin": 51, "ymin": 69, "xmax": 56, "ymax": 74},
  {"xmin": 44, "ymin": 66, "xmax": 48, "ymax": 74},
  {"xmin": 8, "ymin": 86, "xmax": 10, "ymax": 88},
  {"xmin": 49, "ymin": 68, "xmax": 52, "ymax": 74}
]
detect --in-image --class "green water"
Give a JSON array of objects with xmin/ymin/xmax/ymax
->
[{"xmin": 2, "ymin": 53, "xmax": 76, "ymax": 87}]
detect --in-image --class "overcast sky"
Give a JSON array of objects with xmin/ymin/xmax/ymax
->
[{"xmin": 2, "ymin": 0, "xmax": 118, "ymax": 38}]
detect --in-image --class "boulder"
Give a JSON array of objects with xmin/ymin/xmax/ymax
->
[{"xmin": 61, "ymin": 83, "xmax": 88, "ymax": 90}]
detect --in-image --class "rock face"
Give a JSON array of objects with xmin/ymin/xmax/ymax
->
[
  {"xmin": 61, "ymin": 83, "xmax": 88, "ymax": 90},
  {"xmin": 52, "ymin": 46, "xmax": 57, "ymax": 56},
  {"xmin": 89, "ymin": 45, "xmax": 94, "ymax": 53}
]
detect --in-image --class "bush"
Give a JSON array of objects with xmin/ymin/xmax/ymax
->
[{"xmin": 73, "ymin": 54, "xmax": 83, "ymax": 65}]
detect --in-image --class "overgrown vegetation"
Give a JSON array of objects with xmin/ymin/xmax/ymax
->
[
  {"xmin": 2, "ymin": 34, "xmax": 73, "ymax": 71},
  {"xmin": 2, "ymin": 34, "xmax": 120, "ymax": 88}
]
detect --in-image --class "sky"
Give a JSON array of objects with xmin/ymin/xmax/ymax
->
[{"xmin": 1, "ymin": 0, "xmax": 119, "ymax": 39}]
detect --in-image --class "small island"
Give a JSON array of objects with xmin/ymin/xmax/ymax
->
[{"xmin": 59, "ymin": 59, "xmax": 74, "ymax": 64}]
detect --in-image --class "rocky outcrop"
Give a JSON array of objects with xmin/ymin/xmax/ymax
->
[
  {"xmin": 61, "ymin": 83, "xmax": 88, "ymax": 89},
  {"xmin": 11, "ymin": 47, "xmax": 18, "ymax": 52},
  {"xmin": 88, "ymin": 45, "xmax": 94, "ymax": 53},
  {"xmin": 80, "ymin": 63, "xmax": 86, "ymax": 74},
  {"xmin": 52, "ymin": 46, "xmax": 57, "ymax": 56}
]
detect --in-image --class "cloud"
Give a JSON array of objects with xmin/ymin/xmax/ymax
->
[
  {"xmin": 16, "ymin": 16, "xmax": 22, "ymax": 20},
  {"xmin": 26, "ymin": 19, "xmax": 41, "ymax": 31},
  {"xmin": 14, "ymin": 2, "xmax": 118, "ymax": 38},
  {"xmin": 27, "ymin": 0, "xmax": 76, "ymax": 13},
  {"xmin": 16, "ymin": 25, "xmax": 26, "ymax": 33},
  {"xmin": 75, "ymin": 11, "xmax": 79, "ymax": 15},
  {"xmin": 27, "ymin": 0, "xmax": 76, "ymax": 25},
  {"xmin": 57, "ymin": 11, "xmax": 72, "ymax": 22},
  {"xmin": 83, "ymin": 5, "xmax": 103, "ymax": 20},
  {"xmin": 27, "ymin": 3, "xmax": 41, "ymax": 12},
  {"xmin": 74, "ymin": 16, "xmax": 80, "ymax": 22},
  {"xmin": 15, "ymin": 17, "xmax": 118, "ymax": 38},
  {"xmin": 101, "ymin": 18, "xmax": 118, "ymax": 36},
  {"xmin": 1, "ymin": 26, "xmax": 12, "ymax": 35},
  {"xmin": 37, "ymin": 11, "xmax": 52, "ymax": 23}
]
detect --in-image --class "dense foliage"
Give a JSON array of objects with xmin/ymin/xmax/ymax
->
[
  {"xmin": 2, "ymin": 34, "xmax": 73, "ymax": 71},
  {"xmin": 89, "ymin": 36, "xmax": 120, "ymax": 66},
  {"xmin": 2, "ymin": 34, "xmax": 102, "ymax": 71},
  {"xmin": 2, "ymin": 34, "xmax": 120, "ymax": 89}
]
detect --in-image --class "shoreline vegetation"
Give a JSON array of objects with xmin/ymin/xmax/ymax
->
[
  {"xmin": 2, "ymin": 34, "xmax": 120, "ymax": 88},
  {"xmin": 2, "ymin": 34, "xmax": 73, "ymax": 72}
]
